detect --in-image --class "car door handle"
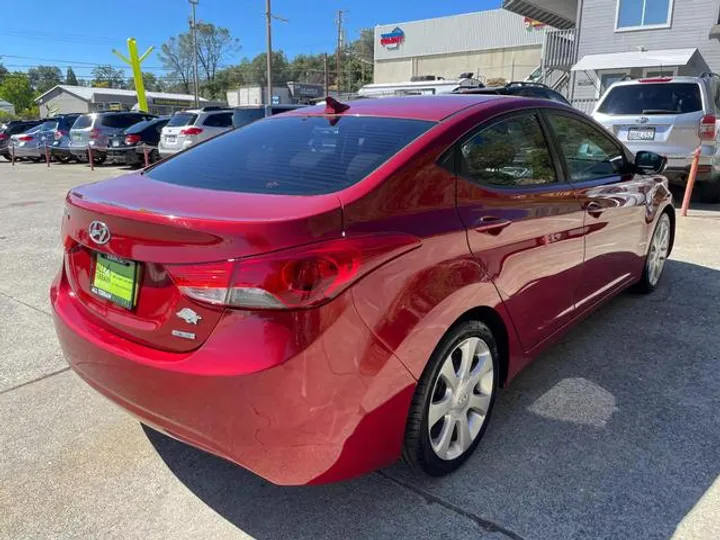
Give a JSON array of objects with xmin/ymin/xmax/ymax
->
[
  {"xmin": 474, "ymin": 216, "xmax": 511, "ymax": 234},
  {"xmin": 585, "ymin": 201, "xmax": 604, "ymax": 216}
]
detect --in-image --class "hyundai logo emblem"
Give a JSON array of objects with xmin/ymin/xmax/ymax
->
[{"xmin": 88, "ymin": 221, "xmax": 111, "ymax": 245}]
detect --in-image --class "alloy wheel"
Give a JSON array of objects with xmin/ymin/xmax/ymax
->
[
  {"xmin": 647, "ymin": 215, "xmax": 670, "ymax": 287},
  {"xmin": 427, "ymin": 337, "xmax": 495, "ymax": 461}
]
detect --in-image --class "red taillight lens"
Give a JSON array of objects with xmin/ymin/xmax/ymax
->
[
  {"xmin": 699, "ymin": 114, "xmax": 716, "ymax": 141},
  {"xmin": 54, "ymin": 130, "xmax": 68, "ymax": 141},
  {"xmin": 18, "ymin": 135, "xmax": 33, "ymax": 142},
  {"xmin": 89, "ymin": 129, "xmax": 101, "ymax": 140},
  {"xmin": 165, "ymin": 235, "xmax": 420, "ymax": 309},
  {"xmin": 180, "ymin": 127, "xmax": 203, "ymax": 136},
  {"xmin": 125, "ymin": 134, "xmax": 142, "ymax": 145},
  {"xmin": 0, "ymin": 133, "xmax": 8, "ymax": 141}
]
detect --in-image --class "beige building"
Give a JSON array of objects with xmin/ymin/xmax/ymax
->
[{"xmin": 374, "ymin": 9, "xmax": 549, "ymax": 85}]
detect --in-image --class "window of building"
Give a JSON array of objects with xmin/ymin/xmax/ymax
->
[
  {"xmin": 616, "ymin": 0, "xmax": 673, "ymax": 31},
  {"xmin": 459, "ymin": 113, "xmax": 557, "ymax": 188},
  {"xmin": 546, "ymin": 113, "xmax": 627, "ymax": 182}
]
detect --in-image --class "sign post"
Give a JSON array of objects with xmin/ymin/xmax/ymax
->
[{"xmin": 113, "ymin": 38, "xmax": 154, "ymax": 112}]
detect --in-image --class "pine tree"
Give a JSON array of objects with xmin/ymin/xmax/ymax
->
[{"xmin": 65, "ymin": 67, "xmax": 79, "ymax": 86}]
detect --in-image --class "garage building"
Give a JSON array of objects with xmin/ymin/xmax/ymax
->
[
  {"xmin": 34, "ymin": 85, "xmax": 218, "ymax": 118},
  {"xmin": 374, "ymin": 9, "xmax": 549, "ymax": 84}
]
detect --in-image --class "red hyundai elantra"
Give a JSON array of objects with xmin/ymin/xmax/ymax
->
[{"xmin": 51, "ymin": 95, "xmax": 674, "ymax": 485}]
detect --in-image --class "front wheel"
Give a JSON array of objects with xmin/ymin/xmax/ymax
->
[
  {"xmin": 402, "ymin": 320, "xmax": 499, "ymax": 476},
  {"xmin": 635, "ymin": 213, "xmax": 672, "ymax": 294}
]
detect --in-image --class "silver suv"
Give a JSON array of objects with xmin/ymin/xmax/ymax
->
[
  {"xmin": 68, "ymin": 112, "xmax": 155, "ymax": 165},
  {"xmin": 593, "ymin": 73, "xmax": 720, "ymax": 202},
  {"xmin": 159, "ymin": 107, "xmax": 234, "ymax": 158}
]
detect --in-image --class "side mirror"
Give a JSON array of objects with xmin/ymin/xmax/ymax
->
[{"xmin": 635, "ymin": 151, "xmax": 667, "ymax": 175}]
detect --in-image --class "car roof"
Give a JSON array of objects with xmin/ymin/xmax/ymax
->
[
  {"xmin": 608, "ymin": 76, "xmax": 707, "ymax": 89},
  {"xmin": 283, "ymin": 94, "xmax": 507, "ymax": 122}
]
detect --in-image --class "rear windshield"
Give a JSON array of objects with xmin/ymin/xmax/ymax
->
[
  {"xmin": 167, "ymin": 113, "xmax": 198, "ymax": 127},
  {"xmin": 72, "ymin": 115, "xmax": 93, "ymax": 129},
  {"xmin": 100, "ymin": 114, "xmax": 142, "ymax": 129},
  {"xmin": 125, "ymin": 120, "xmax": 152, "ymax": 134},
  {"xmin": 598, "ymin": 83, "xmax": 703, "ymax": 115},
  {"xmin": 40, "ymin": 121, "xmax": 59, "ymax": 131},
  {"xmin": 146, "ymin": 116, "xmax": 434, "ymax": 195}
]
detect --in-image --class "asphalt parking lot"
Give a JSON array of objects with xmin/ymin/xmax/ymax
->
[{"xmin": 1, "ymin": 160, "xmax": 719, "ymax": 540}]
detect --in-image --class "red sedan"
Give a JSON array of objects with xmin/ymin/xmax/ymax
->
[{"xmin": 51, "ymin": 95, "xmax": 674, "ymax": 485}]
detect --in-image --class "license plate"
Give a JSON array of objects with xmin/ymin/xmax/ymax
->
[
  {"xmin": 165, "ymin": 135, "xmax": 177, "ymax": 144},
  {"xmin": 628, "ymin": 127, "xmax": 655, "ymax": 141},
  {"xmin": 91, "ymin": 253, "xmax": 139, "ymax": 310},
  {"xmin": 112, "ymin": 140, "xmax": 120, "ymax": 147}
]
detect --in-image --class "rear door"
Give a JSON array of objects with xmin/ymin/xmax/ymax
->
[
  {"xmin": 544, "ymin": 109, "xmax": 648, "ymax": 310},
  {"xmin": 455, "ymin": 110, "xmax": 585, "ymax": 351},
  {"xmin": 594, "ymin": 82, "xmax": 705, "ymax": 164}
]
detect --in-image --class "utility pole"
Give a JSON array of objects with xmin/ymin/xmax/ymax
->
[
  {"xmin": 265, "ymin": 1, "xmax": 288, "ymax": 116},
  {"xmin": 189, "ymin": 0, "xmax": 200, "ymax": 108},
  {"xmin": 336, "ymin": 10, "xmax": 344, "ymax": 97},
  {"xmin": 323, "ymin": 53, "xmax": 329, "ymax": 97}
]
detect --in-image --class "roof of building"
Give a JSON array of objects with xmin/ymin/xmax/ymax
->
[
  {"xmin": 35, "ymin": 85, "xmax": 211, "ymax": 104},
  {"xmin": 572, "ymin": 48, "xmax": 698, "ymax": 72}
]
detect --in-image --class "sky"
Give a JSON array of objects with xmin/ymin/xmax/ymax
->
[{"xmin": 1, "ymin": 0, "xmax": 501, "ymax": 82}]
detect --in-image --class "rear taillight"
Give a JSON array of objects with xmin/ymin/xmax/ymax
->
[
  {"xmin": 18, "ymin": 135, "xmax": 33, "ymax": 142},
  {"xmin": 180, "ymin": 127, "xmax": 203, "ymax": 136},
  {"xmin": 639, "ymin": 77, "xmax": 672, "ymax": 83},
  {"xmin": 125, "ymin": 134, "xmax": 142, "ymax": 145},
  {"xmin": 0, "ymin": 133, "xmax": 7, "ymax": 141},
  {"xmin": 699, "ymin": 114, "xmax": 716, "ymax": 141},
  {"xmin": 165, "ymin": 235, "xmax": 420, "ymax": 309},
  {"xmin": 89, "ymin": 129, "xmax": 101, "ymax": 140},
  {"xmin": 54, "ymin": 130, "xmax": 68, "ymax": 141}
]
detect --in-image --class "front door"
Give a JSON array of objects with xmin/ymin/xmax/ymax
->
[
  {"xmin": 455, "ymin": 111, "xmax": 585, "ymax": 352},
  {"xmin": 543, "ymin": 110, "xmax": 648, "ymax": 311}
]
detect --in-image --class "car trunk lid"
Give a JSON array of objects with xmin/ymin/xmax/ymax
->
[{"xmin": 62, "ymin": 172, "xmax": 342, "ymax": 352}]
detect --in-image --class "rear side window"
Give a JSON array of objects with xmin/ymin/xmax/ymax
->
[
  {"xmin": 202, "ymin": 112, "xmax": 233, "ymax": 127},
  {"xmin": 459, "ymin": 113, "xmax": 557, "ymax": 187},
  {"xmin": 100, "ymin": 114, "xmax": 142, "ymax": 129},
  {"xmin": 146, "ymin": 116, "xmax": 434, "ymax": 195},
  {"xmin": 167, "ymin": 113, "xmax": 198, "ymax": 127},
  {"xmin": 40, "ymin": 121, "xmax": 59, "ymax": 131},
  {"xmin": 597, "ymin": 83, "xmax": 703, "ymax": 115},
  {"xmin": 72, "ymin": 115, "xmax": 93, "ymax": 129}
]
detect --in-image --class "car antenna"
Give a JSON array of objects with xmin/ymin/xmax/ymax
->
[{"xmin": 324, "ymin": 96, "xmax": 350, "ymax": 115}]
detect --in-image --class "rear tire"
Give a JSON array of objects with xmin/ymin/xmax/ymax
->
[
  {"xmin": 402, "ymin": 320, "xmax": 499, "ymax": 477},
  {"xmin": 56, "ymin": 155, "xmax": 71, "ymax": 164},
  {"xmin": 634, "ymin": 213, "xmax": 672, "ymax": 294},
  {"xmin": 1, "ymin": 154, "xmax": 11, "ymax": 161},
  {"xmin": 91, "ymin": 154, "xmax": 106, "ymax": 165}
]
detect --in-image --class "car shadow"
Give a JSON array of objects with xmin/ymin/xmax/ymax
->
[{"xmin": 144, "ymin": 259, "xmax": 720, "ymax": 540}]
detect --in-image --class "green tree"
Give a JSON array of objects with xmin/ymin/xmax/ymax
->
[
  {"xmin": 65, "ymin": 67, "xmax": 79, "ymax": 86},
  {"xmin": 91, "ymin": 65, "xmax": 126, "ymax": 88},
  {"xmin": 0, "ymin": 73, "xmax": 36, "ymax": 114},
  {"xmin": 127, "ymin": 72, "xmax": 165, "ymax": 92},
  {"xmin": 27, "ymin": 65, "xmax": 62, "ymax": 94},
  {"xmin": 0, "ymin": 64, "xmax": 8, "ymax": 85},
  {"xmin": 158, "ymin": 23, "xmax": 240, "ymax": 97}
]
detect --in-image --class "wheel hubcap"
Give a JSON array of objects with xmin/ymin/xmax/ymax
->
[
  {"xmin": 648, "ymin": 215, "xmax": 670, "ymax": 286},
  {"xmin": 428, "ymin": 337, "xmax": 494, "ymax": 461}
]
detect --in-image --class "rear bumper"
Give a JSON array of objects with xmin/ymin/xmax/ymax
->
[
  {"xmin": 50, "ymin": 266, "xmax": 415, "ymax": 485},
  {"xmin": 11, "ymin": 146, "xmax": 43, "ymax": 158},
  {"xmin": 663, "ymin": 165, "xmax": 718, "ymax": 186}
]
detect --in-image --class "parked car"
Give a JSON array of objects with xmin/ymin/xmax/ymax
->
[
  {"xmin": 593, "ymin": 73, "xmax": 720, "ymax": 202},
  {"xmin": 9, "ymin": 120, "xmax": 62, "ymax": 161},
  {"xmin": 454, "ymin": 81, "xmax": 571, "ymax": 105},
  {"xmin": 231, "ymin": 104, "xmax": 307, "ymax": 129},
  {"xmin": 106, "ymin": 116, "xmax": 170, "ymax": 166},
  {"xmin": 43, "ymin": 113, "xmax": 83, "ymax": 163},
  {"xmin": 68, "ymin": 112, "xmax": 156, "ymax": 164},
  {"xmin": 0, "ymin": 120, "xmax": 43, "ymax": 160},
  {"xmin": 158, "ymin": 107, "xmax": 233, "ymax": 158},
  {"xmin": 52, "ymin": 95, "xmax": 674, "ymax": 486}
]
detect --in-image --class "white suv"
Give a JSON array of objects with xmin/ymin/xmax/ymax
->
[
  {"xmin": 593, "ymin": 73, "xmax": 720, "ymax": 202},
  {"xmin": 159, "ymin": 107, "xmax": 234, "ymax": 158}
]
